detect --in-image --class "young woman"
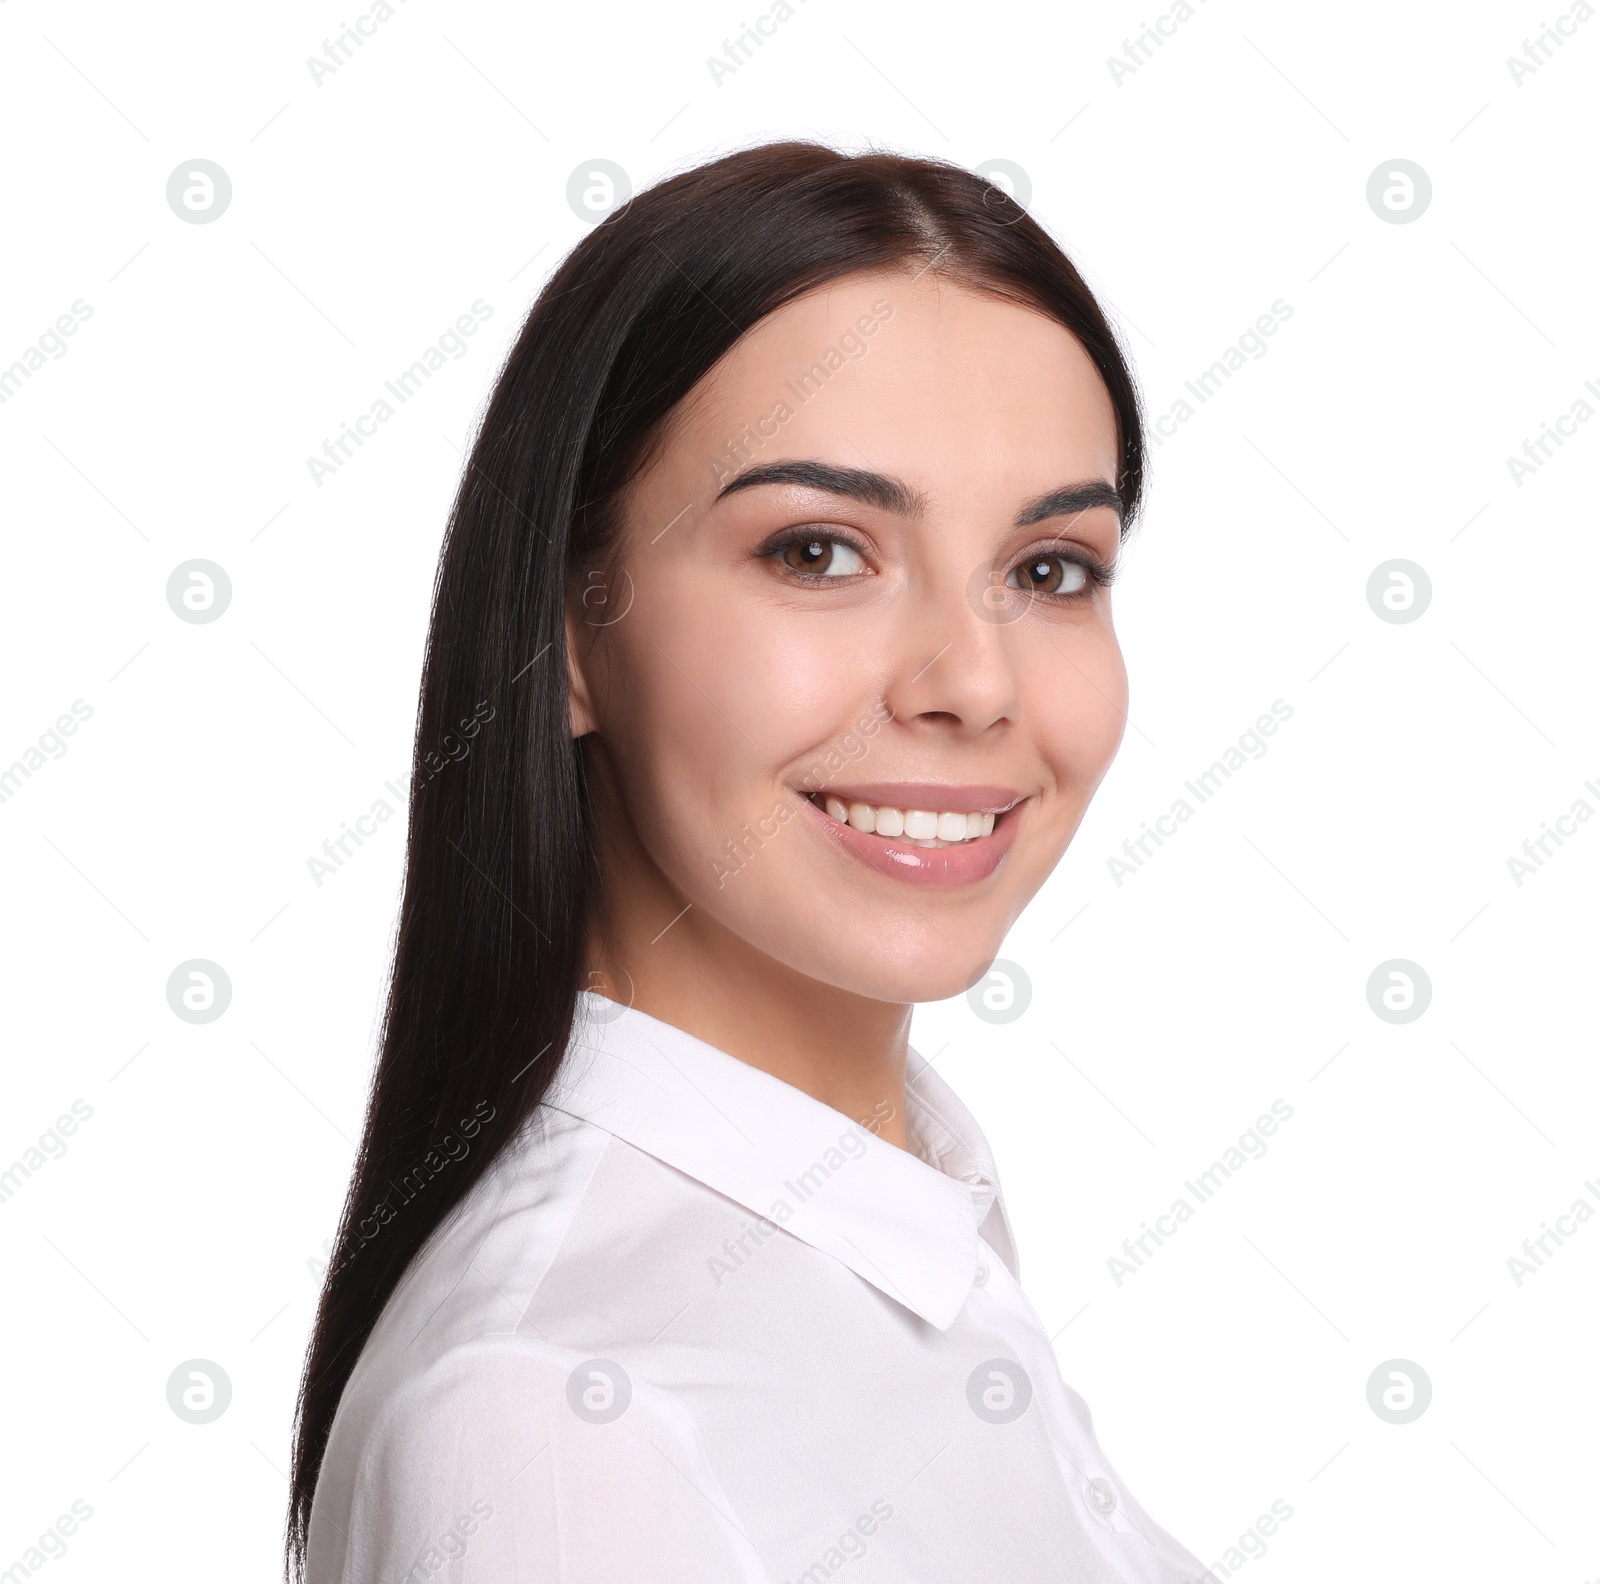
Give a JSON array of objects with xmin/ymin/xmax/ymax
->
[{"xmin": 291, "ymin": 142, "xmax": 1207, "ymax": 1584}]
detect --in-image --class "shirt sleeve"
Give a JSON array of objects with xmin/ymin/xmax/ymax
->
[{"xmin": 328, "ymin": 1340, "xmax": 770, "ymax": 1584}]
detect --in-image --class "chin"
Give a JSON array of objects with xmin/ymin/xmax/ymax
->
[{"xmin": 773, "ymin": 932, "xmax": 1010, "ymax": 1007}]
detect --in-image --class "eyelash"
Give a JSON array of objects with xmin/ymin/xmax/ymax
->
[
  {"xmin": 1011, "ymin": 543, "xmax": 1119, "ymax": 594},
  {"xmin": 756, "ymin": 526, "xmax": 873, "ymax": 582},
  {"xmin": 757, "ymin": 528, "xmax": 1117, "ymax": 596}
]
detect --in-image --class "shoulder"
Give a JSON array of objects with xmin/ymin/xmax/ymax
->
[{"xmin": 309, "ymin": 1336, "xmax": 766, "ymax": 1584}]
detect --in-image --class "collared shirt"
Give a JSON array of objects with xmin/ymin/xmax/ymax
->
[{"xmin": 306, "ymin": 994, "xmax": 1206, "ymax": 1584}]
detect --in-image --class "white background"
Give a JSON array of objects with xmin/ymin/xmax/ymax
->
[{"xmin": 2, "ymin": 0, "xmax": 1596, "ymax": 1578}]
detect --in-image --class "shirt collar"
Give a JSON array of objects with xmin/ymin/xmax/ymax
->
[{"xmin": 543, "ymin": 993, "xmax": 1015, "ymax": 1330}]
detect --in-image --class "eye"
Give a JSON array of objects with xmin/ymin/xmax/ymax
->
[
  {"xmin": 772, "ymin": 534, "xmax": 867, "ymax": 578},
  {"xmin": 1007, "ymin": 553, "xmax": 1091, "ymax": 596}
]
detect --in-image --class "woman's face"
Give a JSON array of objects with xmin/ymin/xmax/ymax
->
[{"xmin": 569, "ymin": 269, "xmax": 1128, "ymax": 1005}]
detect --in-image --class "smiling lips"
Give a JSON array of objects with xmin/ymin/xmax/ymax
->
[{"xmin": 802, "ymin": 784, "xmax": 1023, "ymax": 886}]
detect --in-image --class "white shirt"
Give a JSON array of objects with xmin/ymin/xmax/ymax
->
[{"xmin": 307, "ymin": 994, "xmax": 1206, "ymax": 1584}]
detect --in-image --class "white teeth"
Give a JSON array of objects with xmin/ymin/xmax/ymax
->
[{"xmin": 815, "ymin": 797, "xmax": 1001, "ymax": 845}]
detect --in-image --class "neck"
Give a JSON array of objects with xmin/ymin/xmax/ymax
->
[{"xmin": 581, "ymin": 770, "xmax": 913, "ymax": 1149}]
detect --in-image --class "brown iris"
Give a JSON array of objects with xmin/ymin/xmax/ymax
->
[
  {"xmin": 1011, "ymin": 554, "xmax": 1088, "ymax": 594},
  {"xmin": 782, "ymin": 538, "xmax": 835, "ymax": 572}
]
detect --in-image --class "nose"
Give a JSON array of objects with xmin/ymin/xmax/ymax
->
[{"xmin": 881, "ymin": 571, "xmax": 1023, "ymax": 737}]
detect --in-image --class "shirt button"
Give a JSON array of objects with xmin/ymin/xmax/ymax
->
[
  {"xmin": 974, "ymin": 1260, "xmax": 989, "ymax": 1286},
  {"xmin": 1085, "ymin": 1476, "xmax": 1118, "ymax": 1518}
]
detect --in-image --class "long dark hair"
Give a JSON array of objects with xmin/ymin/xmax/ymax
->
[{"xmin": 286, "ymin": 139, "xmax": 1147, "ymax": 1576}]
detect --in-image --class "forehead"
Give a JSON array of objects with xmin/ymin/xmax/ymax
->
[{"xmin": 671, "ymin": 269, "xmax": 1121, "ymax": 495}]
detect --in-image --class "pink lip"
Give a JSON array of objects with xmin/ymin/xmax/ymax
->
[
  {"xmin": 816, "ymin": 784, "xmax": 1023, "ymax": 816},
  {"xmin": 797, "ymin": 792, "xmax": 1024, "ymax": 887}
]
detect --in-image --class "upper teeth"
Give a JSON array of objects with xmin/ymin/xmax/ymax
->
[{"xmin": 820, "ymin": 797, "xmax": 996, "ymax": 847}]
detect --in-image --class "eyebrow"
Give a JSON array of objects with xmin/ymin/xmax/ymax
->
[
  {"xmin": 714, "ymin": 460, "xmax": 923, "ymax": 514},
  {"xmin": 1014, "ymin": 480, "xmax": 1125, "ymax": 528},
  {"xmin": 714, "ymin": 459, "xmax": 1123, "ymax": 528}
]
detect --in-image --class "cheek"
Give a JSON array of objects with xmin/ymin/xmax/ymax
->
[
  {"xmin": 594, "ymin": 587, "xmax": 855, "ymax": 855},
  {"xmin": 1026, "ymin": 623, "xmax": 1128, "ymax": 794}
]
